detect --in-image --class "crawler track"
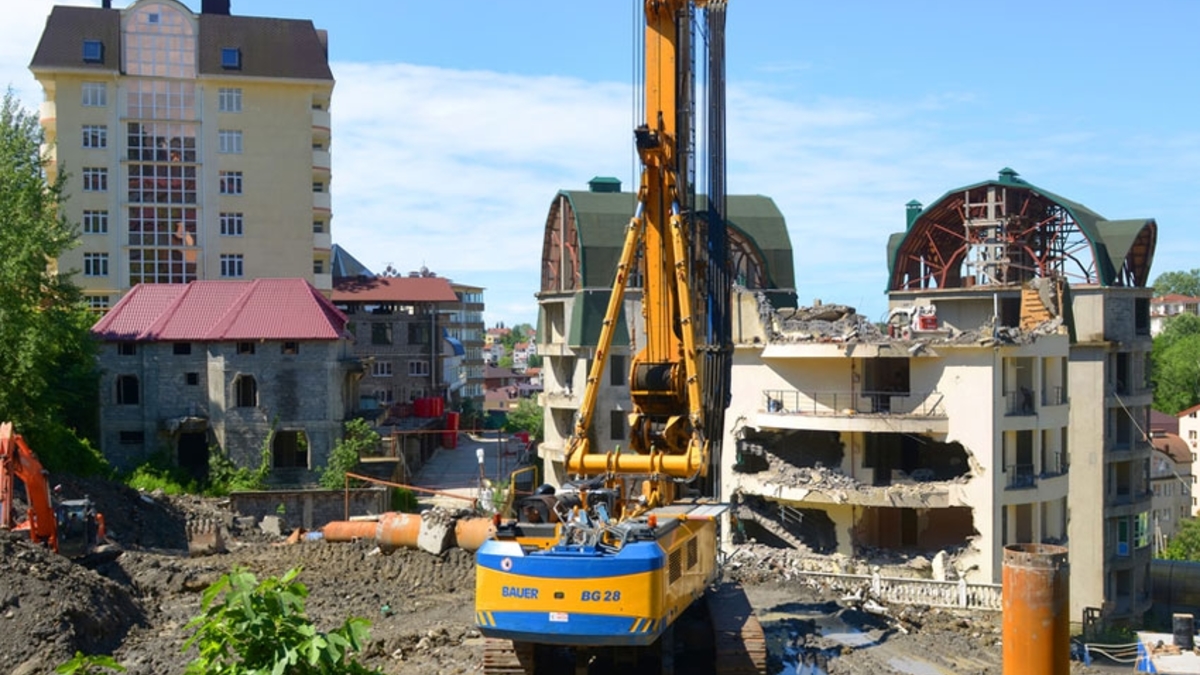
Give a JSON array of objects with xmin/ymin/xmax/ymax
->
[{"xmin": 483, "ymin": 638, "xmax": 535, "ymax": 674}]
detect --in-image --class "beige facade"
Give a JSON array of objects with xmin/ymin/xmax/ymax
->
[{"xmin": 31, "ymin": 0, "xmax": 334, "ymax": 309}]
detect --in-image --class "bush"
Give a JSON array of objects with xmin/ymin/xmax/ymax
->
[
  {"xmin": 319, "ymin": 419, "xmax": 380, "ymax": 490},
  {"xmin": 184, "ymin": 566, "xmax": 379, "ymax": 674},
  {"xmin": 55, "ymin": 652, "xmax": 125, "ymax": 674},
  {"xmin": 124, "ymin": 451, "xmax": 198, "ymax": 495},
  {"xmin": 390, "ymin": 487, "xmax": 418, "ymax": 513}
]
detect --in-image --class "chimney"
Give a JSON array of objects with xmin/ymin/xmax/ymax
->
[
  {"xmin": 201, "ymin": 0, "xmax": 231, "ymax": 15},
  {"xmin": 906, "ymin": 200, "xmax": 923, "ymax": 230},
  {"xmin": 102, "ymin": 0, "xmax": 112, "ymax": 7},
  {"xmin": 588, "ymin": 176, "xmax": 621, "ymax": 193}
]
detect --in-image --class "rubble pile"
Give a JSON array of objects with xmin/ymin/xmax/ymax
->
[{"xmin": 767, "ymin": 302, "xmax": 885, "ymax": 343}]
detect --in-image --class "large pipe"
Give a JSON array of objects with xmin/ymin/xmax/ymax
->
[
  {"xmin": 1003, "ymin": 543, "xmax": 1069, "ymax": 675},
  {"xmin": 454, "ymin": 517, "xmax": 497, "ymax": 552}
]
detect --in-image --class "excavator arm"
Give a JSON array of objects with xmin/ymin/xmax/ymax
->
[{"xmin": 0, "ymin": 422, "xmax": 60, "ymax": 551}]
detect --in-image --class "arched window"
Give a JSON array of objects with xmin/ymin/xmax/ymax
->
[{"xmin": 234, "ymin": 375, "xmax": 257, "ymax": 408}]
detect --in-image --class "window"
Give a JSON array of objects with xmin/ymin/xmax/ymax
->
[
  {"xmin": 408, "ymin": 323, "xmax": 430, "ymax": 345},
  {"xmin": 83, "ymin": 210, "xmax": 108, "ymax": 234},
  {"xmin": 87, "ymin": 295, "xmax": 110, "ymax": 311},
  {"xmin": 220, "ymin": 254, "xmax": 244, "ymax": 278},
  {"xmin": 221, "ymin": 47, "xmax": 241, "ymax": 69},
  {"xmin": 237, "ymin": 342, "xmax": 255, "ymax": 355},
  {"xmin": 282, "ymin": 342, "xmax": 299, "ymax": 355},
  {"xmin": 313, "ymin": 259, "xmax": 324, "ymax": 274},
  {"xmin": 83, "ymin": 167, "xmax": 107, "ymax": 192},
  {"xmin": 313, "ymin": 220, "xmax": 325, "ymax": 233},
  {"xmin": 219, "ymin": 171, "xmax": 242, "ymax": 195},
  {"xmin": 119, "ymin": 431, "xmax": 144, "ymax": 445},
  {"xmin": 118, "ymin": 342, "xmax": 136, "ymax": 356},
  {"xmin": 371, "ymin": 323, "xmax": 392, "ymax": 346},
  {"xmin": 185, "ymin": 372, "xmax": 199, "ymax": 386},
  {"xmin": 218, "ymin": 129, "xmax": 242, "ymax": 154},
  {"xmin": 312, "ymin": 182, "xmax": 324, "ymax": 193},
  {"xmin": 218, "ymin": 87, "xmax": 242, "ymax": 112},
  {"xmin": 1116, "ymin": 519, "xmax": 1129, "ymax": 556},
  {"xmin": 83, "ymin": 40, "xmax": 103, "ymax": 63},
  {"xmin": 610, "ymin": 410, "xmax": 626, "ymax": 441},
  {"xmin": 372, "ymin": 361, "xmax": 393, "ymax": 377},
  {"xmin": 83, "ymin": 253, "xmax": 109, "ymax": 277},
  {"xmin": 235, "ymin": 375, "xmax": 257, "ymax": 407},
  {"xmin": 173, "ymin": 342, "xmax": 191, "ymax": 355},
  {"xmin": 610, "ymin": 354, "xmax": 626, "ymax": 387},
  {"xmin": 82, "ymin": 125, "xmax": 107, "ymax": 149},
  {"xmin": 81, "ymin": 82, "xmax": 106, "ymax": 107},
  {"xmin": 126, "ymin": 121, "xmax": 197, "ymax": 162},
  {"xmin": 220, "ymin": 212, "xmax": 243, "ymax": 236},
  {"xmin": 116, "ymin": 375, "xmax": 139, "ymax": 405},
  {"xmin": 1135, "ymin": 512, "xmax": 1150, "ymax": 549},
  {"xmin": 408, "ymin": 361, "xmax": 430, "ymax": 377}
]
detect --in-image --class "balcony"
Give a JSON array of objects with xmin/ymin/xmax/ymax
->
[
  {"xmin": 40, "ymin": 100, "xmax": 56, "ymax": 124},
  {"xmin": 313, "ymin": 231, "xmax": 332, "ymax": 250},
  {"xmin": 311, "ymin": 108, "xmax": 331, "ymax": 133},
  {"xmin": 759, "ymin": 389, "xmax": 947, "ymax": 434},
  {"xmin": 312, "ymin": 272, "xmax": 331, "ymax": 291},
  {"xmin": 312, "ymin": 148, "xmax": 331, "ymax": 171},
  {"xmin": 313, "ymin": 192, "xmax": 331, "ymax": 211},
  {"xmin": 1006, "ymin": 464, "xmax": 1036, "ymax": 490},
  {"xmin": 541, "ymin": 389, "xmax": 578, "ymax": 409}
]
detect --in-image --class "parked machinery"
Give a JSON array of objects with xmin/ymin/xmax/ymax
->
[{"xmin": 0, "ymin": 422, "xmax": 111, "ymax": 560}]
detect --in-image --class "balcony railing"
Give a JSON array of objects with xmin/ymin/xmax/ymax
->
[
  {"xmin": 1006, "ymin": 464, "xmax": 1036, "ymax": 489},
  {"xmin": 762, "ymin": 389, "xmax": 945, "ymax": 417},
  {"xmin": 1004, "ymin": 389, "xmax": 1036, "ymax": 416},
  {"xmin": 1041, "ymin": 386, "xmax": 1065, "ymax": 406}
]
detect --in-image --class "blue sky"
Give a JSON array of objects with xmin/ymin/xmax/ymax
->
[{"xmin": 5, "ymin": 1, "xmax": 1199, "ymax": 327}]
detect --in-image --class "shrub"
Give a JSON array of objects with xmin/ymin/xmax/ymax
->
[
  {"xmin": 319, "ymin": 419, "xmax": 380, "ymax": 490},
  {"xmin": 55, "ymin": 652, "xmax": 125, "ymax": 674},
  {"xmin": 124, "ymin": 451, "xmax": 198, "ymax": 495},
  {"xmin": 184, "ymin": 566, "xmax": 379, "ymax": 674}
]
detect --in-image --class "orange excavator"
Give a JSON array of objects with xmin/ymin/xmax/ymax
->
[{"xmin": 0, "ymin": 422, "xmax": 110, "ymax": 559}]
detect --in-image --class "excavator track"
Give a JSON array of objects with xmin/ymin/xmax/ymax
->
[
  {"xmin": 483, "ymin": 638, "xmax": 535, "ymax": 674},
  {"xmin": 707, "ymin": 582, "xmax": 768, "ymax": 675}
]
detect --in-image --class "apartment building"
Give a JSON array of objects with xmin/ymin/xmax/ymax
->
[
  {"xmin": 722, "ymin": 168, "xmax": 1157, "ymax": 626},
  {"xmin": 331, "ymin": 274, "xmax": 462, "ymax": 411},
  {"xmin": 31, "ymin": 0, "xmax": 334, "ymax": 310},
  {"xmin": 443, "ymin": 282, "xmax": 487, "ymax": 415},
  {"xmin": 535, "ymin": 177, "xmax": 797, "ymax": 487}
]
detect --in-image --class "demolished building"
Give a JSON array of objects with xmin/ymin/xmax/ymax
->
[{"xmin": 721, "ymin": 168, "xmax": 1157, "ymax": 628}]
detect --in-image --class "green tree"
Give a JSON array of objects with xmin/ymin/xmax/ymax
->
[
  {"xmin": 184, "ymin": 566, "xmax": 379, "ymax": 674},
  {"xmin": 1151, "ymin": 313, "xmax": 1200, "ymax": 414},
  {"xmin": 319, "ymin": 418, "xmax": 380, "ymax": 489},
  {"xmin": 1161, "ymin": 517, "xmax": 1200, "ymax": 561},
  {"xmin": 503, "ymin": 396, "xmax": 544, "ymax": 440},
  {"xmin": 0, "ymin": 90, "xmax": 103, "ymax": 474},
  {"xmin": 1153, "ymin": 269, "xmax": 1200, "ymax": 297}
]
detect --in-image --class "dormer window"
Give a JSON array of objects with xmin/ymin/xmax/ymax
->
[
  {"xmin": 83, "ymin": 40, "xmax": 103, "ymax": 63},
  {"xmin": 221, "ymin": 47, "xmax": 241, "ymax": 70}
]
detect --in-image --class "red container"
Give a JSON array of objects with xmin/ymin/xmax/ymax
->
[
  {"xmin": 417, "ymin": 398, "xmax": 432, "ymax": 417},
  {"xmin": 446, "ymin": 411, "xmax": 460, "ymax": 430},
  {"xmin": 514, "ymin": 431, "xmax": 530, "ymax": 444},
  {"xmin": 434, "ymin": 397, "xmax": 444, "ymax": 417}
]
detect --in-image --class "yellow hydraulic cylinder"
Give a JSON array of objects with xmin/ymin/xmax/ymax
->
[{"xmin": 1002, "ymin": 543, "xmax": 1069, "ymax": 675}]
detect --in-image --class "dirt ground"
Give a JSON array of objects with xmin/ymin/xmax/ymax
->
[{"xmin": 0, "ymin": 477, "xmax": 1102, "ymax": 675}]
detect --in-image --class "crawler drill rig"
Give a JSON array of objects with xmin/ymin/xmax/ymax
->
[{"xmin": 474, "ymin": 2, "xmax": 765, "ymax": 673}]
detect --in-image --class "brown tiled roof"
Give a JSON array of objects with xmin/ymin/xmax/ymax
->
[
  {"xmin": 197, "ymin": 13, "xmax": 332, "ymax": 81},
  {"xmin": 332, "ymin": 276, "xmax": 459, "ymax": 303},
  {"xmin": 30, "ymin": 5, "xmax": 332, "ymax": 82},
  {"xmin": 30, "ymin": 6, "xmax": 121, "ymax": 72},
  {"xmin": 1152, "ymin": 433, "xmax": 1193, "ymax": 467},
  {"xmin": 1152, "ymin": 409, "xmax": 1181, "ymax": 436},
  {"xmin": 92, "ymin": 279, "xmax": 346, "ymax": 341}
]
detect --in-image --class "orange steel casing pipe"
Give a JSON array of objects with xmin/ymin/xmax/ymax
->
[{"xmin": 1003, "ymin": 543, "xmax": 1069, "ymax": 675}]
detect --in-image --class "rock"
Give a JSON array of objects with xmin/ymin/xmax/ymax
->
[{"xmin": 259, "ymin": 515, "xmax": 284, "ymax": 537}]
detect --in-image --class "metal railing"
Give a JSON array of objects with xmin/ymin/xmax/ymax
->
[
  {"xmin": 762, "ymin": 389, "xmax": 946, "ymax": 417},
  {"xmin": 791, "ymin": 570, "xmax": 1002, "ymax": 612},
  {"xmin": 1004, "ymin": 389, "xmax": 1037, "ymax": 416},
  {"xmin": 1006, "ymin": 463, "xmax": 1036, "ymax": 489},
  {"xmin": 1042, "ymin": 386, "xmax": 1066, "ymax": 406}
]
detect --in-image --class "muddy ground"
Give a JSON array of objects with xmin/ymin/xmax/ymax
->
[{"xmin": 0, "ymin": 477, "xmax": 1100, "ymax": 675}]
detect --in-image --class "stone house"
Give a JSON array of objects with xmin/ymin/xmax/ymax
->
[{"xmin": 91, "ymin": 278, "xmax": 359, "ymax": 484}]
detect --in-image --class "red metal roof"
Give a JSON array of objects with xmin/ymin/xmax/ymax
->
[
  {"xmin": 1152, "ymin": 294, "xmax": 1200, "ymax": 304},
  {"xmin": 93, "ymin": 279, "xmax": 346, "ymax": 341},
  {"xmin": 332, "ymin": 276, "xmax": 459, "ymax": 303}
]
